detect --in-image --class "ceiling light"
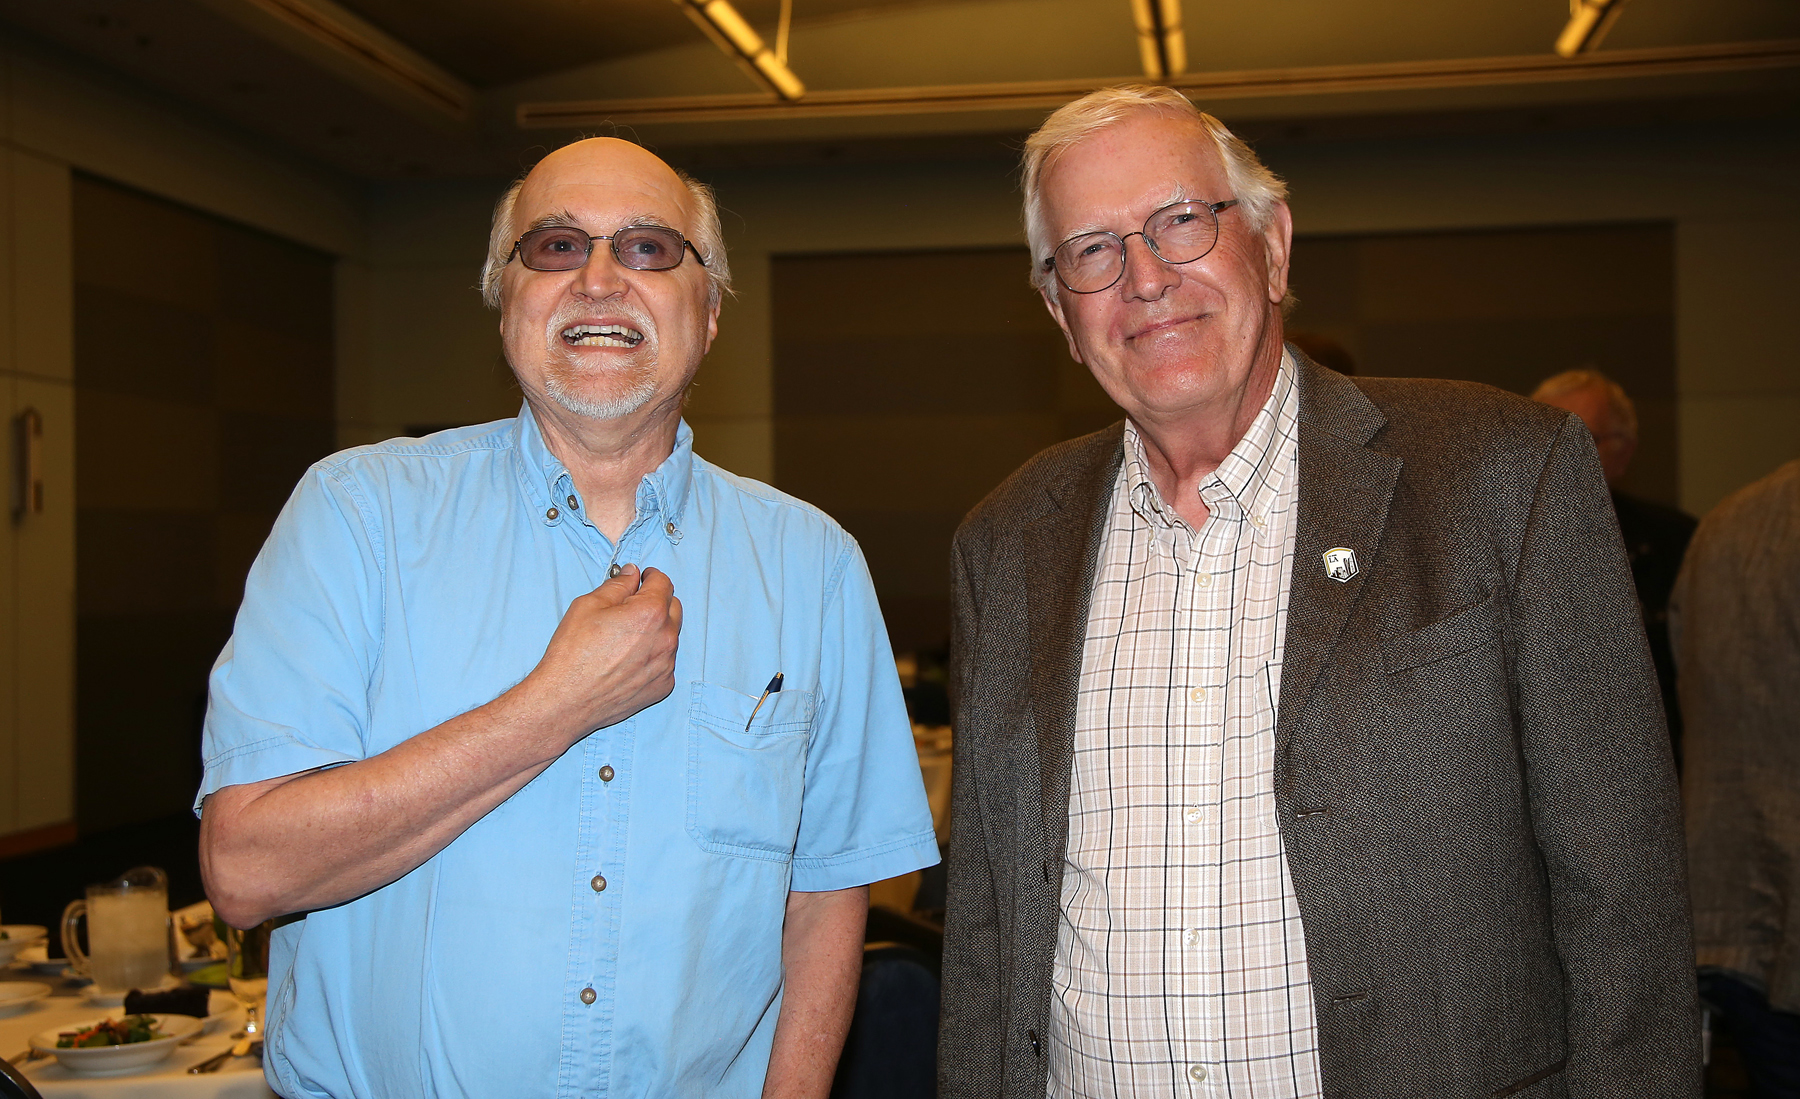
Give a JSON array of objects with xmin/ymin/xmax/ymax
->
[
  {"xmin": 1130, "ymin": 0, "xmax": 1186, "ymax": 80},
  {"xmin": 672, "ymin": 0, "xmax": 805, "ymax": 100},
  {"xmin": 1557, "ymin": 0, "xmax": 1630, "ymax": 58}
]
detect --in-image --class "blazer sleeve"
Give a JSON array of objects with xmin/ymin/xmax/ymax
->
[
  {"xmin": 938, "ymin": 521, "xmax": 1007, "ymax": 1098},
  {"xmin": 1509, "ymin": 415, "xmax": 1702, "ymax": 1096}
]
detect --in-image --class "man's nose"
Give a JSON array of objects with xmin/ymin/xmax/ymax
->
[
  {"xmin": 574, "ymin": 241, "xmax": 629, "ymax": 300},
  {"xmin": 1119, "ymin": 232, "xmax": 1179, "ymax": 302}
]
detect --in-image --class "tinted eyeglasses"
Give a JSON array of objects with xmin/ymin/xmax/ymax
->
[
  {"xmin": 1044, "ymin": 198, "xmax": 1238, "ymax": 294},
  {"xmin": 508, "ymin": 224, "xmax": 708, "ymax": 273}
]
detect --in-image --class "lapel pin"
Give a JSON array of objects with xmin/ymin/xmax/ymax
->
[{"xmin": 1323, "ymin": 547, "xmax": 1359, "ymax": 583}]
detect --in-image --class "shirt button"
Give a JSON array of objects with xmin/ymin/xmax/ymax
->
[
  {"xmin": 567, "ymin": 495, "xmax": 579, "ymax": 509},
  {"xmin": 591, "ymin": 874, "xmax": 607, "ymax": 892},
  {"xmin": 545, "ymin": 506, "xmax": 560, "ymax": 521},
  {"xmin": 1184, "ymin": 806, "xmax": 1204, "ymax": 824},
  {"xmin": 1196, "ymin": 573, "xmax": 1211, "ymax": 589},
  {"xmin": 1189, "ymin": 687, "xmax": 1206, "ymax": 703},
  {"xmin": 580, "ymin": 987, "xmax": 597, "ymax": 1005},
  {"xmin": 1252, "ymin": 513, "xmax": 1267, "ymax": 529},
  {"xmin": 607, "ymin": 563, "xmax": 622, "ymax": 579},
  {"xmin": 1184, "ymin": 928, "xmax": 1202, "ymax": 947},
  {"xmin": 599, "ymin": 765, "xmax": 615, "ymax": 782},
  {"xmin": 1188, "ymin": 1064, "xmax": 1208, "ymax": 1082}
]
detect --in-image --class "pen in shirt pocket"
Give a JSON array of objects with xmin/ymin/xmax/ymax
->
[{"xmin": 745, "ymin": 672, "xmax": 783, "ymax": 730}]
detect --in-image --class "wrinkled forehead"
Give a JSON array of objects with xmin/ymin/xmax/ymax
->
[
  {"xmin": 1041, "ymin": 114, "xmax": 1228, "ymax": 237},
  {"xmin": 512, "ymin": 140, "xmax": 694, "ymax": 238}
]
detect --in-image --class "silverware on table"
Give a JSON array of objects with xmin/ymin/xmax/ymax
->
[{"xmin": 187, "ymin": 1029, "xmax": 250, "ymax": 1075}]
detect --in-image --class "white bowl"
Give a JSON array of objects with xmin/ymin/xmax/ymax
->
[
  {"xmin": 30, "ymin": 1013, "xmax": 204, "ymax": 1076},
  {"xmin": 0, "ymin": 927, "xmax": 47, "ymax": 966},
  {"xmin": 0, "ymin": 981, "xmax": 50, "ymax": 1016}
]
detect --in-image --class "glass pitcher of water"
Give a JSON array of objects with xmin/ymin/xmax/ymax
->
[{"xmin": 62, "ymin": 866, "xmax": 173, "ymax": 993}]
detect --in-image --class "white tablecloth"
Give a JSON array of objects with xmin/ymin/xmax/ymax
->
[{"xmin": 0, "ymin": 982, "xmax": 275, "ymax": 1098}]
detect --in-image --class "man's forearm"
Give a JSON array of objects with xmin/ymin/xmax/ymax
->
[
  {"xmin": 201, "ymin": 564, "xmax": 682, "ymax": 927},
  {"xmin": 762, "ymin": 886, "xmax": 867, "ymax": 1099},
  {"xmin": 199, "ymin": 682, "xmax": 574, "ymax": 926}
]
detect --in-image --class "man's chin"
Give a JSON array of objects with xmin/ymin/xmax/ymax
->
[{"xmin": 543, "ymin": 380, "xmax": 657, "ymax": 422}]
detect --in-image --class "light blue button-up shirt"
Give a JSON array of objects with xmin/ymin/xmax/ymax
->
[{"xmin": 199, "ymin": 409, "xmax": 938, "ymax": 1099}]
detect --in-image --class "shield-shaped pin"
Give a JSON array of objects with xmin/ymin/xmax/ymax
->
[{"xmin": 1323, "ymin": 546, "xmax": 1359, "ymax": 583}]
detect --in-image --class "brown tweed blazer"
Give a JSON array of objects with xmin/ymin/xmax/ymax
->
[{"xmin": 938, "ymin": 355, "xmax": 1701, "ymax": 1099}]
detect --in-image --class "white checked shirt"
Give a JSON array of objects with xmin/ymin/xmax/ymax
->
[{"xmin": 1049, "ymin": 352, "xmax": 1322, "ymax": 1098}]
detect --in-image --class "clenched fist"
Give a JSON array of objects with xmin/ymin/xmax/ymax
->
[{"xmin": 524, "ymin": 564, "xmax": 682, "ymax": 747}]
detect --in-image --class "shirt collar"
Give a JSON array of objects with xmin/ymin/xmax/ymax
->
[
  {"xmin": 513, "ymin": 403, "xmax": 695, "ymax": 535},
  {"xmin": 1122, "ymin": 348, "xmax": 1297, "ymax": 529}
]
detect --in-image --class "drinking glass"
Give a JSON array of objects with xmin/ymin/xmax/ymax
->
[
  {"xmin": 62, "ymin": 866, "xmax": 173, "ymax": 993},
  {"xmin": 225, "ymin": 921, "xmax": 274, "ymax": 1036}
]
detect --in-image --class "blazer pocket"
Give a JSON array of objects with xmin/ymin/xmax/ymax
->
[
  {"xmin": 1381, "ymin": 590, "xmax": 1502, "ymax": 673},
  {"xmin": 685, "ymin": 680, "xmax": 817, "ymax": 861},
  {"xmin": 1491, "ymin": 1057, "xmax": 1567, "ymax": 1098}
]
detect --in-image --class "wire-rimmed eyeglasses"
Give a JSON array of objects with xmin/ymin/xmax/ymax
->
[
  {"xmin": 1043, "ymin": 198, "xmax": 1239, "ymax": 294},
  {"xmin": 508, "ymin": 224, "xmax": 709, "ymax": 274}
]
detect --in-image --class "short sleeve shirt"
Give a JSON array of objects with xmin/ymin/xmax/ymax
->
[{"xmin": 198, "ymin": 409, "xmax": 939, "ymax": 1099}]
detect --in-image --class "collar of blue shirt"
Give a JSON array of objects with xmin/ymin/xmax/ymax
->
[{"xmin": 511, "ymin": 402, "xmax": 694, "ymax": 544}]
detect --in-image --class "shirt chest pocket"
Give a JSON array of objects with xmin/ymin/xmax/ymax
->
[{"xmin": 685, "ymin": 680, "xmax": 817, "ymax": 861}]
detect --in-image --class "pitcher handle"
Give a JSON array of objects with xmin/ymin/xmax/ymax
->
[{"xmin": 61, "ymin": 899, "xmax": 89, "ymax": 978}]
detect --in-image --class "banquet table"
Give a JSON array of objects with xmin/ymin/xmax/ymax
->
[{"xmin": 0, "ymin": 983, "xmax": 274, "ymax": 1099}]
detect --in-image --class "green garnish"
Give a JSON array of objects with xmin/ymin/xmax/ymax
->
[{"xmin": 55, "ymin": 1015, "xmax": 165, "ymax": 1048}]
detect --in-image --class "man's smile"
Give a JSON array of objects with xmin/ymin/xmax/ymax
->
[
  {"xmin": 1123, "ymin": 311, "xmax": 1206, "ymax": 343},
  {"xmin": 560, "ymin": 322, "xmax": 645, "ymax": 348}
]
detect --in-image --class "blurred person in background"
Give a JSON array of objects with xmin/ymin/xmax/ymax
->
[
  {"xmin": 939, "ymin": 85, "xmax": 1699, "ymax": 1099},
  {"xmin": 1534, "ymin": 367, "xmax": 1696, "ymax": 765},
  {"xmin": 1671, "ymin": 459, "xmax": 1800, "ymax": 1099},
  {"xmin": 196, "ymin": 137, "xmax": 936, "ymax": 1099}
]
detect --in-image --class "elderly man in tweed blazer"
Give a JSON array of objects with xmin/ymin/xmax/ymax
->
[{"xmin": 938, "ymin": 85, "xmax": 1700, "ymax": 1099}]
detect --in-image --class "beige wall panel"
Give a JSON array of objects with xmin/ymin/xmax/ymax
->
[
  {"xmin": 1675, "ymin": 219, "xmax": 1800, "ymax": 514},
  {"xmin": 1678, "ymin": 395, "xmax": 1800, "ymax": 519},
  {"xmin": 10, "ymin": 151, "xmax": 70, "ymax": 384},
  {"xmin": 687, "ymin": 416, "xmax": 774, "ymax": 485},
  {"xmin": 686, "ymin": 252, "xmax": 771, "ymax": 422},
  {"xmin": 12, "ymin": 377, "xmax": 73, "ymax": 830},
  {"xmin": 1676, "ymin": 219, "xmax": 1800, "ymax": 397},
  {"xmin": 363, "ymin": 264, "xmax": 512, "ymax": 433},
  {"xmin": 2, "ymin": 46, "xmax": 361, "ymax": 258}
]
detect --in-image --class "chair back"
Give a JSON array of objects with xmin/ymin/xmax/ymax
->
[{"xmin": 0, "ymin": 1056, "xmax": 44, "ymax": 1099}]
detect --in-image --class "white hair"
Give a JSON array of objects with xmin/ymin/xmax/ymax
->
[
  {"xmin": 1532, "ymin": 368, "xmax": 1638, "ymax": 444},
  {"xmin": 1021, "ymin": 84, "xmax": 1288, "ymax": 295},
  {"xmin": 480, "ymin": 148, "xmax": 732, "ymax": 310}
]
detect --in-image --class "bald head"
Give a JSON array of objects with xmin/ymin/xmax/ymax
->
[{"xmin": 481, "ymin": 138, "xmax": 731, "ymax": 309}]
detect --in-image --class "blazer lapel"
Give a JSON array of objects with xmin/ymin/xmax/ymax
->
[
  {"xmin": 1023, "ymin": 426, "xmax": 1124, "ymax": 847},
  {"xmin": 1278, "ymin": 360, "xmax": 1402, "ymax": 733}
]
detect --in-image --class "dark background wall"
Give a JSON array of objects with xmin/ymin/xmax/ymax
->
[
  {"xmin": 1286, "ymin": 221, "xmax": 1677, "ymax": 506},
  {"xmin": 774, "ymin": 222, "xmax": 1677, "ymax": 653},
  {"xmin": 72, "ymin": 175, "xmax": 337, "ymax": 834}
]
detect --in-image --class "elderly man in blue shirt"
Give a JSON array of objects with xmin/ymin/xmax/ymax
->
[{"xmin": 196, "ymin": 137, "xmax": 939, "ymax": 1099}]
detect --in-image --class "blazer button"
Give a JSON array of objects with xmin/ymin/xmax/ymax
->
[
  {"xmin": 1042, "ymin": 859, "xmax": 1052, "ymax": 884},
  {"xmin": 1027, "ymin": 1029, "xmax": 1041, "ymax": 1056}
]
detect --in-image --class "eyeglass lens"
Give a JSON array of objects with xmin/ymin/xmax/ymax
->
[
  {"xmin": 515, "ymin": 226, "xmax": 690, "ymax": 273},
  {"xmin": 1052, "ymin": 201, "xmax": 1226, "ymax": 294}
]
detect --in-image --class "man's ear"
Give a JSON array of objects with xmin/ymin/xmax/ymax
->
[
  {"xmin": 702, "ymin": 294, "xmax": 721, "ymax": 355},
  {"xmin": 1040, "ymin": 284, "xmax": 1084, "ymax": 365},
  {"xmin": 1262, "ymin": 201, "xmax": 1294, "ymax": 306}
]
